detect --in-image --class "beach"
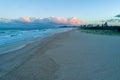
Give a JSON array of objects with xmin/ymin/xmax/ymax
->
[{"xmin": 0, "ymin": 29, "xmax": 120, "ymax": 80}]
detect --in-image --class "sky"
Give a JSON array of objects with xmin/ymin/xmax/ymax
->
[{"xmin": 0, "ymin": 0, "xmax": 120, "ymax": 24}]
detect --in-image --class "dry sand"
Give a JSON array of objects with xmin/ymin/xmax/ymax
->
[{"xmin": 0, "ymin": 29, "xmax": 120, "ymax": 80}]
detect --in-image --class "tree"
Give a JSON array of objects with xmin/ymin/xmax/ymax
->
[{"xmin": 104, "ymin": 22, "xmax": 108, "ymax": 27}]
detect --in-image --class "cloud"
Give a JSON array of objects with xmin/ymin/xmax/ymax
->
[
  {"xmin": 20, "ymin": 16, "xmax": 32, "ymax": 22},
  {"xmin": 100, "ymin": 14, "xmax": 120, "ymax": 24},
  {"xmin": 102, "ymin": 19, "xmax": 120, "ymax": 23},
  {"xmin": 115, "ymin": 14, "xmax": 120, "ymax": 18},
  {"xmin": 107, "ymin": 19, "xmax": 120, "ymax": 22},
  {"xmin": 48, "ymin": 17, "xmax": 68, "ymax": 24},
  {"xmin": 69, "ymin": 17, "xmax": 82, "ymax": 25},
  {"xmin": 0, "ymin": 17, "xmax": 83, "ymax": 29},
  {"xmin": 0, "ymin": 18, "xmax": 12, "ymax": 23},
  {"xmin": 33, "ymin": 17, "xmax": 83, "ymax": 25},
  {"xmin": 101, "ymin": 14, "xmax": 120, "ymax": 23}
]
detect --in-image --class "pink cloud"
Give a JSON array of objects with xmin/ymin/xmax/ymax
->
[
  {"xmin": 19, "ymin": 16, "xmax": 83, "ymax": 25},
  {"xmin": 69, "ymin": 17, "xmax": 83, "ymax": 25},
  {"xmin": 54, "ymin": 17, "xmax": 68, "ymax": 23},
  {"xmin": 47, "ymin": 17, "xmax": 67, "ymax": 23},
  {"xmin": 20, "ymin": 16, "xmax": 32, "ymax": 22},
  {"xmin": 48, "ymin": 17, "xmax": 83, "ymax": 25}
]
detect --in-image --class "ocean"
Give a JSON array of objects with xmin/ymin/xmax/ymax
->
[{"xmin": 0, "ymin": 28, "xmax": 73, "ymax": 54}]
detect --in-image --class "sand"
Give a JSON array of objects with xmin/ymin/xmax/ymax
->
[{"xmin": 0, "ymin": 29, "xmax": 120, "ymax": 80}]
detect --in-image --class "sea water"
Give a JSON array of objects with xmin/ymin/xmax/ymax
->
[{"xmin": 0, "ymin": 28, "xmax": 73, "ymax": 54}]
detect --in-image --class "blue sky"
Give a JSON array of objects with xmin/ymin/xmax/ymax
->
[{"xmin": 0, "ymin": 0, "xmax": 120, "ymax": 23}]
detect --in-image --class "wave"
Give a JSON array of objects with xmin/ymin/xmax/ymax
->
[{"xmin": 0, "ymin": 28, "xmax": 73, "ymax": 54}]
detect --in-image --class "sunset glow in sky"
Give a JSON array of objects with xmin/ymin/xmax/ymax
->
[
  {"xmin": 0, "ymin": 0, "xmax": 120, "ymax": 24},
  {"xmin": 19, "ymin": 16, "xmax": 83, "ymax": 25}
]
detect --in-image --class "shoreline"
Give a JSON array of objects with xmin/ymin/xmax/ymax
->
[
  {"xmin": 0, "ymin": 29, "xmax": 73, "ymax": 79},
  {"xmin": 1, "ymin": 29, "xmax": 120, "ymax": 80},
  {"xmin": 0, "ymin": 28, "xmax": 73, "ymax": 55}
]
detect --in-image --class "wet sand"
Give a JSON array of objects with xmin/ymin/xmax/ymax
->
[{"xmin": 1, "ymin": 29, "xmax": 120, "ymax": 80}]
